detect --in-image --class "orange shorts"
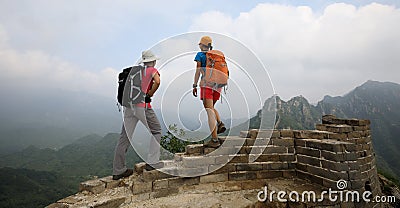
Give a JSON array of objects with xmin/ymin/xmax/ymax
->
[{"xmin": 200, "ymin": 87, "xmax": 221, "ymax": 101}]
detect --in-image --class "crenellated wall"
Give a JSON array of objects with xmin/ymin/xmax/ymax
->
[{"xmin": 48, "ymin": 115, "xmax": 384, "ymax": 208}]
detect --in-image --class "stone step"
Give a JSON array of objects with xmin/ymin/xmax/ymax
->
[
  {"xmin": 179, "ymin": 153, "xmax": 296, "ymax": 168},
  {"xmin": 184, "ymin": 138, "xmax": 297, "ymax": 156}
]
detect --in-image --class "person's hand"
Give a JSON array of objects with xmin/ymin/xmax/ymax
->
[
  {"xmin": 192, "ymin": 87, "xmax": 197, "ymax": 97},
  {"xmin": 145, "ymin": 94, "xmax": 152, "ymax": 103}
]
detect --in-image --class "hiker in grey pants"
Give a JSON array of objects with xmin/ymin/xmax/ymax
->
[
  {"xmin": 113, "ymin": 107, "xmax": 162, "ymax": 175},
  {"xmin": 112, "ymin": 50, "xmax": 162, "ymax": 180}
]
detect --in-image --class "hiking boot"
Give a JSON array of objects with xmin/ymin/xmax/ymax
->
[
  {"xmin": 112, "ymin": 168, "xmax": 133, "ymax": 180},
  {"xmin": 217, "ymin": 121, "xmax": 226, "ymax": 134},
  {"xmin": 145, "ymin": 162, "xmax": 164, "ymax": 171},
  {"xmin": 218, "ymin": 137, "xmax": 226, "ymax": 145},
  {"xmin": 204, "ymin": 139, "xmax": 221, "ymax": 148}
]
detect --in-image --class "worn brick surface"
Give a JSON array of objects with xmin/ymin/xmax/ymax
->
[
  {"xmin": 200, "ymin": 173, "xmax": 229, "ymax": 183},
  {"xmin": 131, "ymin": 181, "xmax": 152, "ymax": 194},
  {"xmin": 150, "ymin": 188, "xmax": 179, "ymax": 198},
  {"xmin": 185, "ymin": 144, "xmax": 204, "ymax": 155},
  {"xmin": 79, "ymin": 179, "xmax": 105, "ymax": 194},
  {"xmin": 168, "ymin": 177, "xmax": 200, "ymax": 188},
  {"xmin": 296, "ymin": 146, "xmax": 320, "ymax": 158}
]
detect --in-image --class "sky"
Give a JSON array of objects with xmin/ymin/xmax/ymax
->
[{"xmin": 0, "ymin": 0, "xmax": 399, "ymax": 106}]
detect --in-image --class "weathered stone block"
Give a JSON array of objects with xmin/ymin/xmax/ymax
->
[
  {"xmin": 346, "ymin": 119, "xmax": 370, "ymax": 126},
  {"xmin": 293, "ymin": 130, "xmax": 308, "ymax": 139},
  {"xmin": 236, "ymin": 163, "xmax": 263, "ymax": 171},
  {"xmin": 322, "ymin": 115, "xmax": 341, "ymax": 124},
  {"xmin": 321, "ymin": 143, "xmax": 346, "ymax": 152},
  {"xmin": 200, "ymin": 173, "xmax": 228, "ymax": 183},
  {"xmin": 272, "ymin": 138, "xmax": 294, "ymax": 146},
  {"xmin": 131, "ymin": 180, "xmax": 152, "ymax": 194},
  {"xmin": 185, "ymin": 144, "xmax": 204, "ymax": 155},
  {"xmin": 241, "ymin": 179, "xmax": 268, "ymax": 190},
  {"xmin": 344, "ymin": 152, "xmax": 358, "ymax": 161},
  {"xmin": 209, "ymin": 164, "xmax": 235, "ymax": 174},
  {"xmin": 130, "ymin": 193, "xmax": 151, "ymax": 202},
  {"xmin": 174, "ymin": 153, "xmax": 184, "ymax": 162},
  {"xmin": 322, "ymin": 178, "xmax": 337, "ymax": 189},
  {"xmin": 348, "ymin": 170, "xmax": 367, "ymax": 180},
  {"xmin": 321, "ymin": 160, "xmax": 349, "ymax": 172},
  {"xmin": 214, "ymin": 155, "xmax": 233, "ymax": 165},
  {"xmin": 295, "ymin": 146, "xmax": 320, "ymax": 158},
  {"xmin": 305, "ymin": 139, "xmax": 323, "ymax": 149},
  {"xmin": 245, "ymin": 138, "xmax": 256, "ymax": 146},
  {"xmin": 353, "ymin": 125, "xmax": 370, "ymax": 131},
  {"xmin": 316, "ymin": 124, "xmax": 328, "ymax": 131},
  {"xmin": 358, "ymin": 155, "xmax": 373, "ymax": 164},
  {"xmin": 153, "ymin": 179, "xmax": 169, "ymax": 190},
  {"xmin": 57, "ymin": 195, "xmax": 82, "ymax": 204},
  {"xmin": 252, "ymin": 154, "xmax": 280, "ymax": 162},
  {"xmin": 100, "ymin": 176, "xmax": 120, "ymax": 189},
  {"xmin": 280, "ymin": 129, "xmax": 294, "ymax": 137},
  {"xmin": 327, "ymin": 133, "xmax": 348, "ymax": 140},
  {"xmin": 263, "ymin": 162, "xmax": 289, "ymax": 170},
  {"xmin": 256, "ymin": 170, "xmax": 283, "ymax": 179},
  {"xmin": 326, "ymin": 125, "xmax": 353, "ymax": 133},
  {"xmin": 134, "ymin": 162, "xmax": 146, "ymax": 174},
  {"xmin": 347, "ymin": 161, "xmax": 360, "ymax": 170},
  {"xmin": 295, "ymin": 163, "xmax": 308, "ymax": 172},
  {"xmin": 79, "ymin": 179, "xmax": 105, "ymax": 194},
  {"xmin": 46, "ymin": 203, "xmax": 69, "ymax": 208},
  {"xmin": 347, "ymin": 131, "xmax": 362, "ymax": 139},
  {"xmin": 279, "ymin": 154, "xmax": 296, "ymax": 162},
  {"xmin": 87, "ymin": 197, "xmax": 126, "ymax": 208},
  {"xmin": 182, "ymin": 155, "xmax": 215, "ymax": 168},
  {"xmin": 229, "ymin": 154, "xmax": 249, "ymax": 164},
  {"xmin": 240, "ymin": 130, "xmax": 251, "ymax": 138},
  {"xmin": 150, "ymin": 187, "xmax": 179, "ymax": 198},
  {"xmin": 248, "ymin": 138, "xmax": 270, "ymax": 146},
  {"xmin": 249, "ymin": 146, "xmax": 287, "ymax": 154},
  {"xmin": 250, "ymin": 129, "xmax": 280, "ymax": 139},
  {"xmin": 168, "ymin": 177, "xmax": 199, "ymax": 188},
  {"xmin": 294, "ymin": 139, "xmax": 306, "ymax": 147},
  {"xmin": 282, "ymin": 170, "xmax": 297, "ymax": 178},
  {"xmin": 176, "ymin": 166, "xmax": 208, "ymax": 177},
  {"xmin": 143, "ymin": 169, "xmax": 173, "ymax": 182},
  {"xmin": 296, "ymin": 170, "xmax": 324, "ymax": 184},
  {"xmin": 297, "ymin": 155, "xmax": 321, "ymax": 167},
  {"xmin": 223, "ymin": 137, "xmax": 246, "ymax": 147},
  {"xmin": 321, "ymin": 150, "xmax": 345, "ymax": 162},
  {"xmin": 229, "ymin": 171, "xmax": 257, "ymax": 181},
  {"xmin": 344, "ymin": 143, "xmax": 357, "ymax": 152}
]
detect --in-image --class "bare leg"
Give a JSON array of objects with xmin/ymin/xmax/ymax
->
[
  {"xmin": 203, "ymin": 98, "xmax": 217, "ymax": 138},
  {"xmin": 213, "ymin": 100, "xmax": 221, "ymax": 124}
]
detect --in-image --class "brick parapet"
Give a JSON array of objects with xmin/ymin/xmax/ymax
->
[{"xmin": 49, "ymin": 115, "xmax": 383, "ymax": 208}]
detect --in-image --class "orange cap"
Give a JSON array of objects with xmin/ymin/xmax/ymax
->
[{"xmin": 199, "ymin": 36, "xmax": 212, "ymax": 45}]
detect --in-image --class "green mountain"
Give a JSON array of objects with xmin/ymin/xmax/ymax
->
[
  {"xmin": 255, "ymin": 80, "xmax": 400, "ymax": 180},
  {"xmin": 0, "ymin": 167, "xmax": 73, "ymax": 208},
  {"xmin": 0, "ymin": 133, "xmax": 142, "ymax": 208},
  {"xmin": 0, "ymin": 89, "xmax": 122, "ymax": 155}
]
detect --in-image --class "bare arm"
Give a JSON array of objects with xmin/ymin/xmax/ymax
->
[
  {"xmin": 193, "ymin": 61, "xmax": 201, "ymax": 86},
  {"xmin": 147, "ymin": 73, "xmax": 160, "ymax": 97}
]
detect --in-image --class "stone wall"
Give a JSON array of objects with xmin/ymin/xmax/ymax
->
[{"xmin": 48, "ymin": 115, "xmax": 383, "ymax": 208}]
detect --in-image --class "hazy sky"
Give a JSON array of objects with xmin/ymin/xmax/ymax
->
[{"xmin": 0, "ymin": 0, "xmax": 399, "ymax": 103}]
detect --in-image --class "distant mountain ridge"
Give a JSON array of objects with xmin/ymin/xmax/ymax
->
[{"xmin": 254, "ymin": 80, "xmax": 400, "ymax": 179}]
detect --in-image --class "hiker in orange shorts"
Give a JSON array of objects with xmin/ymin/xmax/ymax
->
[{"xmin": 192, "ymin": 36, "xmax": 226, "ymax": 148}]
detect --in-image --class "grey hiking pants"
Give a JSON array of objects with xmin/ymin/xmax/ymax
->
[{"xmin": 113, "ymin": 107, "xmax": 162, "ymax": 175}]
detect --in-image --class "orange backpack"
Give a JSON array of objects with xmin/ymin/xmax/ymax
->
[{"xmin": 204, "ymin": 50, "xmax": 229, "ymax": 88}]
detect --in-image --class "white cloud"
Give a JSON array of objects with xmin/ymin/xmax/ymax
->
[
  {"xmin": 190, "ymin": 3, "xmax": 400, "ymax": 102},
  {"xmin": 0, "ymin": 25, "xmax": 119, "ymax": 98}
]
